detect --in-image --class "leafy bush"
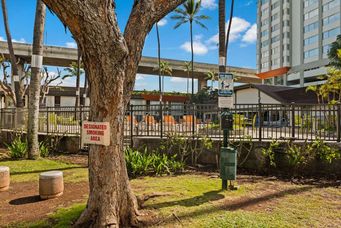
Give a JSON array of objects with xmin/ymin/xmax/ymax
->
[
  {"xmin": 39, "ymin": 142, "xmax": 49, "ymax": 158},
  {"xmin": 6, "ymin": 137, "xmax": 27, "ymax": 159},
  {"xmin": 308, "ymin": 139, "xmax": 340, "ymax": 163},
  {"xmin": 125, "ymin": 148, "xmax": 184, "ymax": 178},
  {"xmin": 262, "ymin": 140, "xmax": 280, "ymax": 167}
]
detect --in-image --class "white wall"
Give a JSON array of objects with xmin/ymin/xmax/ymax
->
[
  {"xmin": 235, "ymin": 88, "xmax": 280, "ymax": 104},
  {"xmin": 45, "ymin": 96, "xmax": 55, "ymax": 107}
]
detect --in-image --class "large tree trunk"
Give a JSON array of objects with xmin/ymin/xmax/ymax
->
[
  {"xmin": 1, "ymin": 0, "xmax": 23, "ymax": 108},
  {"xmin": 27, "ymin": 0, "xmax": 46, "ymax": 159},
  {"xmin": 41, "ymin": 0, "xmax": 185, "ymax": 227}
]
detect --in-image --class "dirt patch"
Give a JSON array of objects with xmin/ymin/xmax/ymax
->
[
  {"xmin": 49, "ymin": 154, "xmax": 88, "ymax": 167},
  {"xmin": 0, "ymin": 181, "xmax": 89, "ymax": 226}
]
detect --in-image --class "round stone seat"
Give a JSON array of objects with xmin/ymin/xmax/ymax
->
[
  {"xmin": 39, "ymin": 171, "xmax": 64, "ymax": 199},
  {"xmin": 0, "ymin": 166, "xmax": 10, "ymax": 192}
]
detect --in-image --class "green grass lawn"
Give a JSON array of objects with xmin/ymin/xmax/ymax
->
[
  {"xmin": 0, "ymin": 159, "xmax": 88, "ymax": 183},
  {"xmin": 1, "ymin": 158, "xmax": 340, "ymax": 228}
]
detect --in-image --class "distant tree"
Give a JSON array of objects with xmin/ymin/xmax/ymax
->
[
  {"xmin": 205, "ymin": 70, "xmax": 217, "ymax": 91},
  {"xmin": 328, "ymin": 34, "xmax": 341, "ymax": 69},
  {"xmin": 40, "ymin": 67, "xmax": 63, "ymax": 106},
  {"xmin": 171, "ymin": 0, "xmax": 209, "ymax": 98},
  {"xmin": 154, "ymin": 61, "xmax": 172, "ymax": 100},
  {"xmin": 63, "ymin": 60, "xmax": 84, "ymax": 110},
  {"xmin": 1, "ymin": 0, "xmax": 24, "ymax": 108},
  {"xmin": 183, "ymin": 61, "xmax": 192, "ymax": 94}
]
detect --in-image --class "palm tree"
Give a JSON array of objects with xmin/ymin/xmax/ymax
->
[
  {"xmin": 328, "ymin": 35, "xmax": 341, "ymax": 69},
  {"xmin": 171, "ymin": 0, "xmax": 209, "ymax": 99},
  {"xmin": 225, "ymin": 0, "xmax": 234, "ymax": 68},
  {"xmin": 205, "ymin": 70, "xmax": 216, "ymax": 91},
  {"xmin": 27, "ymin": 0, "xmax": 46, "ymax": 159},
  {"xmin": 63, "ymin": 60, "xmax": 84, "ymax": 111},
  {"xmin": 183, "ymin": 61, "xmax": 192, "ymax": 94},
  {"xmin": 158, "ymin": 61, "xmax": 172, "ymax": 95}
]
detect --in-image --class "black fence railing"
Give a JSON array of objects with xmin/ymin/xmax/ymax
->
[{"xmin": 1, "ymin": 103, "xmax": 341, "ymax": 143}]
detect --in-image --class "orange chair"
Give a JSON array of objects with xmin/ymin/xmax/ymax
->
[
  {"xmin": 125, "ymin": 115, "xmax": 138, "ymax": 126},
  {"xmin": 163, "ymin": 115, "xmax": 177, "ymax": 125},
  {"xmin": 144, "ymin": 115, "xmax": 157, "ymax": 124},
  {"xmin": 183, "ymin": 115, "xmax": 196, "ymax": 124}
]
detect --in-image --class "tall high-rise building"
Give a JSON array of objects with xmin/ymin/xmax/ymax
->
[{"xmin": 257, "ymin": 0, "xmax": 341, "ymax": 87}]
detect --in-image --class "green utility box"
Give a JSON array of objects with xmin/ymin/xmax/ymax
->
[{"xmin": 220, "ymin": 147, "xmax": 237, "ymax": 180}]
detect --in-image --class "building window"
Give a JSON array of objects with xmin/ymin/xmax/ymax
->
[
  {"xmin": 272, "ymin": 46, "xmax": 280, "ymax": 55},
  {"xmin": 262, "ymin": 51, "xmax": 269, "ymax": 58},
  {"xmin": 261, "ymin": 0, "xmax": 269, "ymax": 5},
  {"xmin": 55, "ymin": 96, "xmax": 61, "ymax": 107},
  {"xmin": 261, "ymin": 39, "xmax": 269, "ymax": 48},
  {"xmin": 261, "ymin": 8, "xmax": 268, "ymax": 16},
  {"xmin": 323, "ymin": 13, "xmax": 340, "ymax": 26},
  {"xmin": 271, "ymin": 13, "xmax": 278, "ymax": 21},
  {"xmin": 271, "ymin": 1, "xmax": 279, "ymax": 10},
  {"xmin": 282, "ymin": 32, "xmax": 290, "ymax": 39},
  {"xmin": 323, "ymin": 0, "xmax": 340, "ymax": 12},
  {"xmin": 261, "ymin": 62, "xmax": 269, "ymax": 68},
  {"xmin": 261, "ymin": 18, "xmax": 269, "ymax": 26},
  {"xmin": 304, "ymin": 9, "xmax": 318, "ymax": 20},
  {"xmin": 304, "ymin": 0, "xmax": 318, "ymax": 7},
  {"xmin": 271, "ymin": 58, "xmax": 280, "ymax": 66},
  {"xmin": 271, "ymin": 24, "xmax": 280, "ymax": 32},
  {"xmin": 261, "ymin": 30, "xmax": 269, "ymax": 37},
  {"xmin": 304, "ymin": 35, "xmax": 318, "ymax": 45},
  {"xmin": 323, "ymin": 27, "xmax": 340, "ymax": 39},
  {"xmin": 323, "ymin": 44, "xmax": 331, "ymax": 54},
  {"xmin": 304, "ymin": 21, "xmax": 318, "ymax": 33},
  {"xmin": 271, "ymin": 35, "xmax": 280, "ymax": 43},
  {"xmin": 304, "ymin": 48, "xmax": 319, "ymax": 59}
]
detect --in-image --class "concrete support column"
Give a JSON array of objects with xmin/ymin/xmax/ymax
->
[{"xmin": 198, "ymin": 78, "xmax": 207, "ymax": 92}]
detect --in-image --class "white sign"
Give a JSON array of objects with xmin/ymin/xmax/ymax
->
[
  {"xmin": 218, "ymin": 97, "xmax": 234, "ymax": 109},
  {"xmin": 82, "ymin": 121, "xmax": 110, "ymax": 146},
  {"xmin": 218, "ymin": 73, "xmax": 234, "ymax": 97}
]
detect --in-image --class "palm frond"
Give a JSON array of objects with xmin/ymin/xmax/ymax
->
[{"xmin": 194, "ymin": 20, "xmax": 208, "ymax": 30}]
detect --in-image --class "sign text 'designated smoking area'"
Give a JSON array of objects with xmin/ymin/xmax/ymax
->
[{"xmin": 82, "ymin": 121, "xmax": 110, "ymax": 146}]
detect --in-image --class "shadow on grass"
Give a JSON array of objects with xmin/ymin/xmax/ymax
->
[
  {"xmin": 158, "ymin": 185, "xmax": 323, "ymax": 225},
  {"xmin": 148, "ymin": 190, "xmax": 224, "ymax": 209},
  {"xmin": 10, "ymin": 166, "xmax": 87, "ymax": 176},
  {"xmin": 9, "ymin": 195, "xmax": 42, "ymax": 205}
]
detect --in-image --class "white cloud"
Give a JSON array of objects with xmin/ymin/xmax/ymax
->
[
  {"xmin": 0, "ymin": 36, "xmax": 4, "ymax": 41},
  {"xmin": 242, "ymin": 24, "xmax": 257, "ymax": 44},
  {"xmin": 207, "ymin": 17, "xmax": 251, "ymax": 45},
  {"xmin": 244, "ymin": 1, "xmax": 254, "ymax": 7},
  {"xmin": 170, "ymin": 77, "xmax": 187, "ymax": 83},
  {"xmin": 66, "ymin": 42, "xmax": 77, "ymax": 48},
  {"xmin": 201, "ymin": 0, "xmax": 218, "ymax": 9},
  {"xmin": 181, "ymin": 41, "xmax": 208, "ymax": 55},
  {"xmin": 157, "ymin": 18, "xmax": 167, "ymax": 27},
  {"xmin": 12, "ymin": 38, "xmax": 26, "ymax": 43},
  {"xmin": 136, "ymin": 74, "xmax": 145, "ymax": 81}
]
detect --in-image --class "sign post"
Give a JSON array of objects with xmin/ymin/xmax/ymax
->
[{"xmin": 218, "ymin": 73, "xmax": 237, "ymax": 190}]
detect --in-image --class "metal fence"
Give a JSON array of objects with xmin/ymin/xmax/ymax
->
[{"xmin": 1, "ymin": 103, "xmax": 341, "ymax": 143}]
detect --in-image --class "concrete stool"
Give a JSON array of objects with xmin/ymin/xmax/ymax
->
[
  {"xmin": 0, "ymin": 166, "xmax": 10, "ymax": 192},
  {"xmin": 39, "ymin": 171, "xmax": 64, "ymax": 199}
]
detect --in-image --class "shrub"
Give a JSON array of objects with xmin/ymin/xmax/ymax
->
[
  {"xmin": 125, "ymin": 148, "xmax": 184, "ymax": 178},
  {"xmin": 309, "ymin": 139, "xmax": 340, "ymax": 163},
  {"xmin": 6, "ymin": 137, "xmax": 27, "ymax": 159},
  {"xmin": 39, "ymin": 142, "xmax": 49, "ymax": 158}
]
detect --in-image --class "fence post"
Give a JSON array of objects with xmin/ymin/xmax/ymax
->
[
  {"xmin": 258, "ymin": 103, "xmax": 262, "ymax": 141},
  {"xmin": 130, "ymin": 105, "xmax": 133, "ymax": 147},
  {"xmin": 46, "ymin": 107, "xmax": 49, "ymax": 135},
  {"xmin": 337, "ymin": 104, "xmax": 341, "ymax": 142},
  {"xmin": 160, "ymin": 103, "xmax": 163, "ymax": 138},
  {"xmin": 291, "ymin": 103, "xmax": 295, "ymax": 139},
  {"xmin": 192, "ymin": 103, "xmax": 195, "ymax": 136}
]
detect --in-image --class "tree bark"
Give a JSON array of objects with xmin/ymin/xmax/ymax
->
[
  {"xmin": 1, "ymin": 0, "xmax": 24, "ymax": 108},
  {"xmin": 41, "ymin": 0, "xmax": 185, "ymax": 227},
  {"xmin": 28, "ymin": 0, "xmax": 46, "ymax": 159}
]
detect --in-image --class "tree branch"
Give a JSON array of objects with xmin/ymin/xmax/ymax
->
[{"xmin": 123, "ymin": 0, "xmax": 185, "ymax": 103}]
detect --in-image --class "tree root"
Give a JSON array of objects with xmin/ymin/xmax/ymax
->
[{"xmin": 136, "ymin": 192, "xmax": 171, "ymax": 209}]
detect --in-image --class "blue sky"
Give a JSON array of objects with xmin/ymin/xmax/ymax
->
[{"xmin": 0, "ymin": 0, "xmax": 257, "ymax": 92}]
